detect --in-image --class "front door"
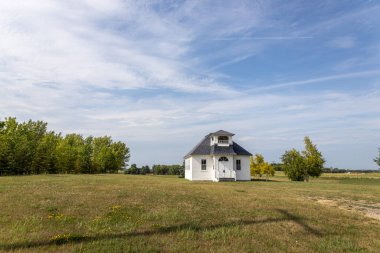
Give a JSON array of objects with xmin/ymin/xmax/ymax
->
[{"xmin": 218, "ymin": 156, "xmax": 229, "ymax": 178}]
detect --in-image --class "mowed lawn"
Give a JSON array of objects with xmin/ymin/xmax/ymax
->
[{"xmin": 0, "ymin": 173, "xmax": 380, "ymax": 252}]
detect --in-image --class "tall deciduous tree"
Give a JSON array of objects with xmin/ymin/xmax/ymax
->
[
  {"xmin": 0, "ymin": 117, "xmax": 130, "ymax": 176},
  {"xmin": 281, "ymin": 137, "xmax": 325, "ymax": 181},
  {"xmin": 302, "ymin": 136, "xmax": 325, "ymax": 181}
]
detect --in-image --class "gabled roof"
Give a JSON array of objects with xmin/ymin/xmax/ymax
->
[
  {"xmin": 184, "ymin": 132, "xmax": 252, "ymax": 158},
  {"xmin": 210, "ymin": 130, "xmax": 235, "ymax": 136}
]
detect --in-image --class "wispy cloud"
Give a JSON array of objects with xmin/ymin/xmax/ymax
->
[
  {"xmin": 249, "ymin": 69, "xmax": 380, "ymax": 91},
  {"xmin": 213, "ymin": 36, "xmax": 313, "ymax": 41},
  {"xmin": 0, "ymin": 0, "xmax": 245, "ymax": 95},
  {"xmin": 0, "ymin": 1, "xmax": 379, "ymax": 169}
]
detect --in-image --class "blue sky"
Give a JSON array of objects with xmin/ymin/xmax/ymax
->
[{"xmin": 0, "ymin": 0, "xmax": 379, "ymax": 169}]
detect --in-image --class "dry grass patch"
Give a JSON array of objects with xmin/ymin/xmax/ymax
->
[
  {"xmin": 310, "ymin": 197, "xmax": 380, "ymax": 221},
  {"xmin": 0, "ymin": 174, "xmax": 380, "ymax": 252}
]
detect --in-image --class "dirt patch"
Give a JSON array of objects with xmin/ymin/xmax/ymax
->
[{"xmin": 310, "ymin": 197, "xmax": 380, "ymax": 221}]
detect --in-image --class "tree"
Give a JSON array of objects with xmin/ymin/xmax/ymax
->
[
  {"xmin": 127, "ymin": 164, "xmax": 139, "ymax": 174},
  {"xmin": 374, "ymin": 148, "xmax": 380, "ymax": 169},
  {"xmin": 250, "ymin": 154, "xmax": 275, "ymax": 180},
  {"xmin": 281, "ymin": 137, "xmax": 325, "ymax": 181},
  {"xmin": 110, "ymin": 141, "xmax": 130, "ymax": 172},
  {"xmin": 178, "ymin": 161, "xmax": 185, "ymax": 178},
  {"xmin": 281, "ymin": 149, "xmax": 306, "ymax": 181},
  {"xmin": 80, "ymin": 136, "xmax": 94, "ymax": 174},
  {"xmin": 141, "ymin": 165, "xmax": 151, "ymax": 175},
  {"xmin": 302, "ymin": 136, "xmax": 325, "ymax": 181},
  {"xmin": 0, "ymin": 117, "xmax": 130, "ymax": 176},
  {"xmin": 152, "ymin": 164, "xmax": 183, "ymax": 175},
  {"xmin": 31, "ymin": 131, "xmax": 60, "ymax": 174},
  {"xmin": 271, "ymin": 163, "xmax": 283, "ymax": 171},
  {"xmin": 261, "ymin": 162, "xmax": 275, "ymax": 181},
  {"xmin": 250, "ymin": 154, "xmax": 263, "ymax": 178},
  {"xmin": 92, "ymin": 136, "xmax": 109, "ymax": 173},
  {"xmin": 56, "ymin": 133, "xmax": 84, "ymax": 173}
]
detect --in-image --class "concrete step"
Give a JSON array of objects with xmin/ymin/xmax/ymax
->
[{"xmin": 218, "ymin": 178, "xmax": 236, "ymax": 182}]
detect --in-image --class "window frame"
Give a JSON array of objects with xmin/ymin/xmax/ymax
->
[
  {"xmin": 201, "ymin": 159, "xmax": 207, "ymax": 171},
  {"xmin": 236, "ymin": 159, "xmax": 241, "ymax": 170},
  {"xmin": 218, "ymin": 156, "xmax": 229, "ymax": 162},
  {"xmin": 218, "ymin": 136, "xmax": 229, "ymax": 144}
]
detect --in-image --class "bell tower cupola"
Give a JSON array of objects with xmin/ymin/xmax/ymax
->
[{"xmin": 209, "ymin": 130, "xmax": 234, "ymax": 146}]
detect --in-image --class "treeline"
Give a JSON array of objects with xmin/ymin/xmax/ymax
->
[
  {"xmin": 124, "ymin": 164, "xmax": 151, "ymax": 175},
  {"xmin": 272, "ymin": 164, "xmax": 378, "ymax": 173},
  {"xmin": 152, "ymin": 164, "xmax": 183, "ymax": 176},
  {"xmin": 0, "ymin": 117, "xmax": 130, "ymax": 175},
  {"xmin": 323, "ymin": 168, "xmax": 378, "ymax": 173},
  {"xmin": 125, "ymin": 164, "xmax": 184, "ymax": 177}
]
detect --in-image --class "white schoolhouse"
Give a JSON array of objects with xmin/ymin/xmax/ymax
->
[{"xmin": 184, "ymin": 130, "xmax": 252, "ymax": 181}]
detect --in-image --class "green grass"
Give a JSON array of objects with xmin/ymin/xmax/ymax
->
[{"xmin": 0, "ymin": 173, "xmax": 379, "ymax": 252}]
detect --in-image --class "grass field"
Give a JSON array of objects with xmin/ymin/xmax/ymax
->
[{"xmin": 1, "ymin": 173, "xmax": 380, "ymax": 252}]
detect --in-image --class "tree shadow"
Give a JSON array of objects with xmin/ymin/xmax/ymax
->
[
  {"xmin": 0, "ymin": 209, "xmax": 321, "ymax": 250},
  {"xmin": 275, "ymin": 209, "xmax": 322, "ymax": 236},
  {"xmin": 250, "ymin": 178, "xmax": 281, "ymax": 182}
]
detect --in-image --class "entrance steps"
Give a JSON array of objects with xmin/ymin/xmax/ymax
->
[{"xmin": 218, "ymin": 178, "xmax": 236, "ymax": 182}]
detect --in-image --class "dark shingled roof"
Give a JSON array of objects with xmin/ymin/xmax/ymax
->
[
  {"xmin": 184, "ymin": 132, "xmax": 252, "ymax": 158},
  {"xmin": 184, "ymin": 136, "xmax": 210, "ymax": 157},
  {"xmin": 211, "ymin": 144, "xmax": 236, "ymax": 155},
  {"xmin": 231, "ymin": 142, "xmax": 252, "ymax": 156},
  {"xmin": 211, "ymin": 130, "xmax": 235, "ymax": 136}
]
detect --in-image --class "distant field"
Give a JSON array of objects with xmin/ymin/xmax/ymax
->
[{"xmin": 1, "ymin": 173, "xmax": 380, "ymax": 252}]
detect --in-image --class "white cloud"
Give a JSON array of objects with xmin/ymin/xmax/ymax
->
[
  {"xmin": 0, "ymin": 1, "xmax": 379, "ymax": 170},
  {"xmin": 0, "ymin": 0, "xmax": 254, "ymax": 95}
]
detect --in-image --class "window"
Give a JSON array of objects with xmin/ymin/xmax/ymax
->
[
  {"xmin": 236, "ymin": 160, "xmax": 241, "ymax": 170},
  {"xmin": 218, "ymin": 136, "xmax": 228, "ymax": 144},
  {"xmin": 201, "ymin": 159, "xmax": 207, "ymax": 170},
  {"xmin": 218, "ymin": 156, "xmax": 228, "ymax": 162}
]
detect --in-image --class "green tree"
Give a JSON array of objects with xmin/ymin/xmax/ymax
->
[
  {"xmin": 92, "ymin": 136, "xmax": 112, "ymax": 173},
  {"xmin": 56, "ymin": 134, "xmax": 84, "ymax": 173},
  {"xmin": 127, "ymin": 164, "xmax": 139, "ymax": 174},
  {"xmin": 110, "ymin": 141, "xmax": 130, "ymax": 173},
  {"xmin": 31, "ymin": 132, "xmax": 60, "ymax": 174},
  {"xmin": 0, "ymin": 119, "xmax": 9, "ymax": 175},
  {"xmin": 1, "ymin": 118, "xmax": 33, "ymax": 175},
  {"xmin": 281, "ymin": 149, "xmax": 306, "ymax": 181},
  {"xmin": 374, "ymin": 148, "xmax": 380, "ymax": 169},
  {"xmin": 281, "ymin": 137, "xmax": 325, "ymax": 181},
  {"xmin": 302, "ymin": 136, "xmax": 325, "ymax": 181},
  {"xmin": 0, "ymin": 117, "xmax": 130, "ymax": 176},
  {"xmin": 271, "ymin": 163, "xmax": 283, "ymax": 171},
  {"xmin": 80, "ymin": 136, "xmax": 94, "ymax": 174},
  {"xmin": 141, "ymin": 165, "xmax": 151, "ymax": 174}
]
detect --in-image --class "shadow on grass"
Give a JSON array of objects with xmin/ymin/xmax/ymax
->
[
  {"xmin": 275, "ymin": 209, "xmax": 322, "ymax": 236},
  {"xmin": 250, "ymin": 178, "xmax": 281, "ymax": 182},
  {"xmin": 0, "ymin": 209, "xmax": 321, "ymax": 250}
]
